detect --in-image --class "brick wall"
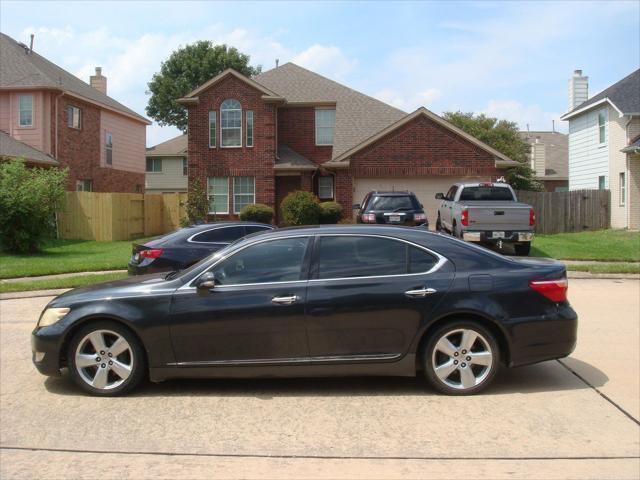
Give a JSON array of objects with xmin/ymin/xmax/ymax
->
[
  {"xmin": 187, "ymin": 75, "xmax": 277, "ymax": 220},
  {"xmin": 541, "ymin": 179, "xmax": 568, "ymax": 192},
  {"xmin": 278, "ymin": 107, "xmax": 332, "ymax": 164}
]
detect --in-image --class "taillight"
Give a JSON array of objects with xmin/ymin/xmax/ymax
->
[
  {"xmin": 529, "ymin": 278, "xmax": 568, "ymax": 303},
  {"xmin": 529, "ymin": 208, "xmax": 536, "ymax": 226},
  {"xmin": 461, "ymin": 209, "xmax": 469, "ymax": 226},
  {"xmin": 361, "ymin": 213, "xmax": 376, "ymax": 223},
  {"xmin": 414, "ymin": 213, "xmax": 427, "ymax": 223},
  {"xmin": 139, "ymin": 248, "xmax": 164, "ymax": 259}
]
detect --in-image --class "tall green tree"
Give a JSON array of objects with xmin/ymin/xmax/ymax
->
[
  {"xmin": 146, "ymin": 41, "xmax": 262, "ymax": 132},
  {"xmin": 443, "ymin": 111, "xmax": 543, "ymax": 191}
]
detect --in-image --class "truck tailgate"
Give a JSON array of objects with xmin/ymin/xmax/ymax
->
[{"xmin": 463, "ymin": 201, "xmax": 531, "ymax": 230}]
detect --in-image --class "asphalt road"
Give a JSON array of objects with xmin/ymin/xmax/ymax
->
[{"xmin": 1, "ymin": 279, "xmax": 639, "ymax": 479}]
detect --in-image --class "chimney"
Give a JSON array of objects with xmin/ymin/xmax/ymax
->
[
  {"xmin": 90, "ymin": 67, "xmax": 107, "ymax": 94},
  {"xmin": 568, "ymin": 69, "xmax": 588, "ymax": 110}
]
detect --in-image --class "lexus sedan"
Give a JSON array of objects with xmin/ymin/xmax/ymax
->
[
  {"xmin": 128, "ymin": 221, "xmax": 274, "ymax": 275},
  {"xmin": 32, "ymin": 225, "xmax": 577, "ymax": 396}
]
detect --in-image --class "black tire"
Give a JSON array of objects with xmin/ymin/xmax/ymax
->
[
  {"xmin": 422, "ymin": 320, "xmax": 500, "ymax": 395},
  {"xmin": 452, "ymin": 221, "xmax": 460, "ymax": 238},
  {"xmin": 67, "ymin": 320, "xmax": 146, "ymax": 396},
  {"xmin": 514, "ymin": 242, "xmax": 531, "ymax": 256},
  {"xmin": 435, "ymin": 215, "xmax": 442, "ymax": 232}
]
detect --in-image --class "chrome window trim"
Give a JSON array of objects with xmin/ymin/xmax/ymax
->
[
  {"xmin": 186, "ymin": 224, "xmax": 272, "ymax": 244},
  {"xmin": 167, "ymin": 352, "xmax": 401, "ymax": 367}
]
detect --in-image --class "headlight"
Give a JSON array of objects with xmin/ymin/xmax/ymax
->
[{"xmin": 38, "ymin": 307, "xmax": 70, "ymax": 328}]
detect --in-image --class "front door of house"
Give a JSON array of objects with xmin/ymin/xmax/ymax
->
[{"xmin": 275, "ymin": 175, "xmax": 302, "ymax": 225}]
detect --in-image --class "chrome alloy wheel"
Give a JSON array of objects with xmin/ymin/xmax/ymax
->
[
  {"xmin": 74, "ymin": 329, "xmax": 133, "ymax": 390},
  {"xmin": 431, "ymin": 328, "xmax": 493, "ymax": 390}
]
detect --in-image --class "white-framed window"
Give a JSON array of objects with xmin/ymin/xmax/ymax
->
[
  {"xmin": 598, "ymin": 175, "xmax": 606, "ymax": 190},
  {"xmin": 315, "ymin": 108, "xmax": 335, "ymax": 146},
  {"xmin": 182, "ymin": 158, "xmax": 188, "ymax": 176},
  {"xmin": 18, "ymin": 95, "xmax": 33, "ymax": 127},
  {"xmin": 67, "ymin": 106, "xmax": 81, "ymax": 129},
  {"xmin": 76, "ymin": 179, "xmax": 92, "ymax": 192},
  {"xmin": 318, "ymin": 176, "xmax": 334, "ymax": 199},
  {"xmin": 105, "ymin": 132, "xmax": 113, "ymax": 165},
  {"xmin": 221, "ymin": 99, "xmax": 242, "ymax": 147},
  {"xmin": 146, "ymin": 158, "xmax": 162, "ymax": 173},
  {"xmin": 208, "ymin": 177, "xmax": 229, "ymax": 214},
  {"xmin": 246, "ymin": 110, "xmax": 254, "ymax": 147},
  {"xmin": 619, "ymin": 172, "xmax": 626, "ymax": 206},
  {"xmin": 233, "ymin": 176, "xmax": 256, "ymax": 214},
  {"xmin": 208, "ymin": 111, "xmax": 216, "ymax": 148},
  {"xmin": 598, "ymin": 111, "xmax": 606, "ymax": 144}
]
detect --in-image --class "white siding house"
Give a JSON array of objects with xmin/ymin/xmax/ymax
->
[{"xmin": 145, "ymin": 134, "xmax": 188, "ymax": 193}]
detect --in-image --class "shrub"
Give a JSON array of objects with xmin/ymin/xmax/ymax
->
[
  {"xmin": 281, "ymin": 190, "xmax": 321, "ymax": 226},
  {"xmin": 240, "ymin": 203, "xmax": 274, "ymax": 223},
  {"xmin": 0, "ymin": 160, "xmax": 68, "ymax": 253},
  {"xmin": 318, "ymin": 201, "xmax": 343, "ymax": 224},
  {"xmin": 184, "ymin": 178, "xmax": 209, "ymax": 225}
]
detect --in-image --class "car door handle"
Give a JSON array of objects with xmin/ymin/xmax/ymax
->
[
  {"xmin": 271, "ymin": 295, "xmax": 300, "ymax": 305},
  {"xmin": 404, "ymin": 288, "xmax": 437, "ymax": 298}
]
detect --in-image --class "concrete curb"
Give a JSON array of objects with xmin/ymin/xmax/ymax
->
[{"xmin": 0, "ymin": 270, "xmax": 127, "ymax": 284}]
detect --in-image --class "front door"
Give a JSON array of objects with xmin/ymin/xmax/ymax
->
[
  {"xmin": 169, "ymin": 236, "xmax": 312, "ymax": 364},
  {"xmin": 275, "ymin": 175, "xmax": 302, "ymax": 225},
  {"xmin": 305, "ymin": 234, "xmax": 454, "ymax": 358}
]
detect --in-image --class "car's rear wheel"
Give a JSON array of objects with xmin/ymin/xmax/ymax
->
[
  {"xmin": 67, "ymin": 320, "xmax": 146, "ymax": 396},
  {"xmin": 435, "ymin": 215, "xmax": 442, "ymax": 232},
  {"xmin": 423, "ymin": 321, "xmax": 499, "ymax": 395},
  {"xmin": 514, "ymin": 242, "xmax": 531, "ymax": 256}
]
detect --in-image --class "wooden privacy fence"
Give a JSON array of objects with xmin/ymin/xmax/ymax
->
[
  {"xmin": 57, "ymin": 192, "xmax": 187, "ymax": 241},
  {"xmin": 516, "ymin": 189, "xmax": 610, "ymax": 234}
]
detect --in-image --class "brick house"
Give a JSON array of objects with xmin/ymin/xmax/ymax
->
[
  {"xmin": 0, "ymin": 33, "xmax": 150, "ymax": 192},
  {"xmin": 178, "ymin": 63, "xmax": 518, "ymax": 222}
]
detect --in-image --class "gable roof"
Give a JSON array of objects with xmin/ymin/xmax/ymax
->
[
  {"xmin": 256, "ymin": 63, "xmax": 406, "ymax": 161},
  {"xmin": 0, "ymin": 32, "xmax": 150, "ymax": 124},
  {"xmin": 519, "ymin": 131, "xmax": 568, "ymax": 179},
  {"xmin": 562, "ymin": 69, "xmax": 640, "ymax": 120},
  {"xmin": 146, "ymin": 133, "xmax": 187, "ymax": 157},
  {"xmin": 325, "ymin": 107, "xmax": 519, "ymax": 167},
  {"xmin": 621, "ymin": 134, "xmax": 640, "ymax": 154},
  {"xmin": 0, "ymin": 131, "xmax": 58, "ymax": 166}
]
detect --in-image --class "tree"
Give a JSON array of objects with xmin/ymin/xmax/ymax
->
[
  {"xmin": 146, "ymin": 41, "xmax": 262, "ymax": 131},
  {"xmin": 443, "ymin": 111, "xmax": 543, "ymax": 191},
  {"xmin": 182, "ymin": 178, "xmax": 209, "ymax": 226},
  {"xmin": 0, "ymin": 160, "xmax": 68, "ymax": 253}
]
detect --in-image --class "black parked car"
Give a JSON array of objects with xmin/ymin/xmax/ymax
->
[
  {"xmin": 32, "ymin": 225, "xmax": 577, "ymax": 396},
  {"xmin": 354, "ymin": 191, "xmax": 428, "ymax": 227},
  {"xmin": 128, "ymin": 222, "xmax": 274, "ymax": 275}
]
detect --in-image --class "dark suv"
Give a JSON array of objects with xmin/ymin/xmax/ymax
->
[{"xmin": 354, "ymin": 191, "xmax": 428, "ymax": 227}]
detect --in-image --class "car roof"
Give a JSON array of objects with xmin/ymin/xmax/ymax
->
[
  {"xmin": 454, "ymin": 182, "xmax": 511, "ymax": 188},
  {"xmin": 367, "ymin": 191, "xmax": 415, "ymax": 196},
  {"xmin": 182, "ymin": 221, "xmax": 272, "ymax": 231}
]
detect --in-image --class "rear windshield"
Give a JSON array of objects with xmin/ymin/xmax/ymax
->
[
  {"xmin": 459, "ymin": 186, "xmax": 514, "ymax": 201},
  {"xmin": 367, "ymin": 195, "xmax": 420, "ymax": 211}
]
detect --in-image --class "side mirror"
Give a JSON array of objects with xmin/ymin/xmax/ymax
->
[
  {"xmin": 435, "ymin": 193, "xmax": 444, "ymax": 200},
  {"xmin": 195, "ymin": 271, "xmax": 216, "ymax": 291},
  {"xmin": 352, "ymin": 204, "xmax": 361, "ymax": 210}
]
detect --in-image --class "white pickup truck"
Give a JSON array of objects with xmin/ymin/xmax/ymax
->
[{"xmin": 435, "ymin": 182, "xmax": 535, "ymax": 256}]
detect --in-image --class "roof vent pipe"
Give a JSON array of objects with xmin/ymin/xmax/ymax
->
[
  {"xmin": 29, "ymin": 34, "xmax": 34, "ymax": 53},
  {"xmin": 275, "ymin": 58, "xmax": 279, "ymax": 68}
]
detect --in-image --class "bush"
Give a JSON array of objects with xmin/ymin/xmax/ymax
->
[
  {"xmin": 0, "ymin": 160, "xmax": 68, "ymax": 253},
  {"xmin": 240, "ymin": 203, "xmax": 274, "ymax": 223},
  {"xmin": 281, "ymin": 190, "xmax": 321, "ymax": 226},
  {"xmin": 184, "ymin": 178, "xmax": 209, "ymax": 225},
  {"xmin": 318, "ymin": 201, "xmax": 343, "ymax": 224}
]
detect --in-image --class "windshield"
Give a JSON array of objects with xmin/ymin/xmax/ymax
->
[
  {"xmin": 367, "ymin": 195, "xmax": 419, "ymax": 211},
  {"xmin": 459, "ymin": 186, "xmax": 514, "ymax": 201}
]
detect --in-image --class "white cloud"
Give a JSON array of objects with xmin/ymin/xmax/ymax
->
[{"xmin": 292, "ymin": 44, "xmax": 356, "ymax": 80}]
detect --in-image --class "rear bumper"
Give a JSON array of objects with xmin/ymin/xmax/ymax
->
[
  {"xmin": 128, "ymin": 261, "xmax": 172, "ymax": 276},
  {"xmin": 462, "ymin": 231, "xmax": 534, "ymax": 243},
  {"xmin": 507, "ymin": 303, "xmax": 578, "ymax": 367}
]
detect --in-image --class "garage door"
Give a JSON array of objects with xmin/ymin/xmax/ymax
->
[{"xmin": 354, "ymin": 176, "xmax": 490, "ymax": 227}]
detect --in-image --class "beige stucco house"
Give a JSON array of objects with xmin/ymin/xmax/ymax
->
[
  {"xmin": 144, "ymin": 133, "xmax": 188, "ymax": 194},
  {"xmin": 561, "ymin": 69, "xmax": 640, "ymax": 230}
]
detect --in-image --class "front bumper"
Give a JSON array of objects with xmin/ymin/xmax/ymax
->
[
  {"xmin": 462, "ymin": 231, "xmax": 534, "ymax": 243},
  {"xmin": 31, "ymin": 325, "xmax": 65, "ymax": 377}
]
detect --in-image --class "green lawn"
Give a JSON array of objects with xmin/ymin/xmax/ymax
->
[
  {"xmin": 566, "ymin": 263, "xmax": 640, "ymax": 274},
  {"xmin": 0, "ymin": 239, "xmax": 139, "ymax": 279},
  {"xmin": 0, "ymin": 272, "xmax": 129, "ymax": 293},
  {"xmin": 530, "ymin": 230, "xmax": 640, "ymax": 262}
]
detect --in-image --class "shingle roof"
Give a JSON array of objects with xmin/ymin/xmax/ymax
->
[
  {"xmin": 621, "ymin": 134, "xmax": 640, "ymax": 153},
  {"xmin": 0, "ymin": 131, "xmax": 58, "ymax": 165},
  {"xmin": 275, "ymin": 145, "xmax": 317, "ymax": 170},
  {"xmin": 255, "ymin": 63, "xmax": 406, "ymax": 160},
  {"xmin": 0, "ymin": 32, "xmax": 149, "ymax": 124},
  {"xmin": 519, "ymin": 131, "xmax": 568, "ymax": 179},
  {"xmin": 146, "ymin": 133, "xmax": 187, "ymax": 157},
  {"xmin": 563, "ymin": 69, "xmax": 640, "ymax": 119}
]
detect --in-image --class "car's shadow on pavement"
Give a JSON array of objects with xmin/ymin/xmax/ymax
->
[{"xmin": 43, "ymin": 357, "xmax": 607, "ymax": 398}]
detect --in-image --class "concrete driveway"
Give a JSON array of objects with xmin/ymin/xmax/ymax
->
[{"xmin": 1, "ymin": 279, "xmax": 638, "ymax": 479}]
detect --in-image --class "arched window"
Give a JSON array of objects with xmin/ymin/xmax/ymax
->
[{"xmin": 221, "ymin": 99, "xmax": 242, "ymax": 147}]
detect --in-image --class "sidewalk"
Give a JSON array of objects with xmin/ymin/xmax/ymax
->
[{"xmin": 0, "ymin": 270, "xmax": 126, "ymax": 284}]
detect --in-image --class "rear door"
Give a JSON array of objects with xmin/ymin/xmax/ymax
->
[{"xmin": 304, "ymin": 234, "xmax": 454, "ymax": 360}]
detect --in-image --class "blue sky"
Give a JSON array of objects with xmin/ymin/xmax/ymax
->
[{"xmin": 2, "ymin": 1, "xmax": 638, "ymax": 146}]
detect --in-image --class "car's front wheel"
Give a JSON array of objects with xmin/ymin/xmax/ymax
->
[
  {"xmin": 67, "ymin": 320, "xmax": 146, "ymax": 396},
  {"xmin": 423, "ymin": 321, "xmax": 500, "ymax": 395}
]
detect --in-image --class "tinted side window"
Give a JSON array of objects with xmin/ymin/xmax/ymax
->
[
  {"xmin": 212, "ymin": 237, "xmax": 309, "ymax": 285},
  {"xmin": 408, "ymin": 246, "xmax": 438, "ymax": 273},
  {"xmin": 317, "ymin": 236, "xmax": 407, "ymax": 279},
  {"xmin": 445, "ymin": 186, "xmax": 458, "ymax": 201},
  {"xmin": 245, "ymin": 225, "xmax": 272, "ymax": 235},
  {"xmin": 191, "ymin": 226, "xmax": 246, "ymax": 243}
]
